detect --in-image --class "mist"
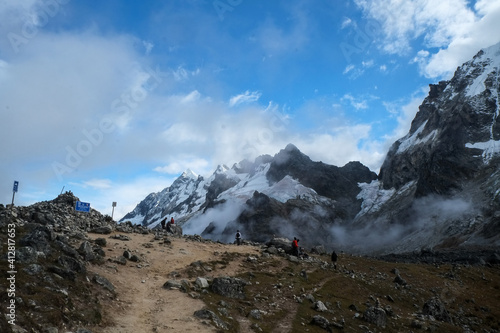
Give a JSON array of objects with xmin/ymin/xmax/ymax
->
[
  {"xmin": 181, "ymin": 199, "xmax": 245, "ymax": 243},
  {"xmin": 329, "ymin": 194, "xmax": 477, "ymax": 255}
]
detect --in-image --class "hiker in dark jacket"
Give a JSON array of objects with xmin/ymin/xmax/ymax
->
[
  {"xmin": 331, "ymin": 250, "xmax": 338, "ymax": 269},
  {"xmin": 235, "ymin": 230, "xmax": 242, "ymax": 245}
]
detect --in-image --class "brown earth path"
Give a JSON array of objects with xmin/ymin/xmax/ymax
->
[{"xmin": 86, "ymin": 231, "xmax": 260, "ymax": 333}]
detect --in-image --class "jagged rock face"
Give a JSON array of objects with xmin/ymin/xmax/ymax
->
[
  {"xmin": 379, "ymin": 45, "xmax": 500, "ymax": 196},
  {"xmin": 267, "ymin": 144, "xmax": 377, "ymax": 218},
  {"xmin": 228, "ymin": 191, "xmax": 340, "ymax": 247},
  {"xmin": 353, "ymin": 43, "xmax": 500, "ymax": 253}
]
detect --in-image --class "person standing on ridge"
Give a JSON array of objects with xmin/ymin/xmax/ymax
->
[
  {"xmin": 235, "ymin": 230, "xmax": 242, "ymax": 245},
  {"xmin": 170, "ymin": 217, "xmax": 174, "ymax": 224}
]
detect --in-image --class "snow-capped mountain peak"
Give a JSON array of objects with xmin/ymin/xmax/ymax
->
[{"xmin": 181, "ymin": 168, "xmax": 198, "ymax": 179}]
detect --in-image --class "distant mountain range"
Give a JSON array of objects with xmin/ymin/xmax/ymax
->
[{"xmin": 121, "ymin": 42, "xmax": 500, "ymax": 254}]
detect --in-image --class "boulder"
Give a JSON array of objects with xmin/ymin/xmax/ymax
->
[
  {"xmin": 78, "ymin": 241, "xmax": 95, "ymax": 261},
  {"xmin": 310, "ymin": 315, "xmax": 331, "ymax": 330},
  {"xmin": 211, "ymin": 276, "xmax": 248, "ymax": 299},
  {"xmin": 313, "ymin": 301, "xmax": 328, "ymax": 312},
  {"xmin": 311, "ymin": 245, "xmax": 327, "ymax": 255},
  {"xmin": 193, "ymin": 309, "xmax": 228, "ymax": 330},
  {"xmin": 266, "ymin": 237, "xmax": 293, "ymax": 252},
  {"xmin": 94, "ymin": 238, "xmax": 107, "ymax": 246},
  {"xmin": 90, "ymin": 225, "xmax": 113, "ymax": 234},
  {"xmin": 163, "ymin": 280, "xmax": 183, "ymax": 290},
  {"xmin": 422, "ymin": 297, "xmax": 452, "ymax": 323},
  {"xmin": 195, "ymin": 277, "xmax": 209, "ymax": 289},
  {"xmin": 364, "ymin": 306, "xmax": 387, "ymax": 328}
]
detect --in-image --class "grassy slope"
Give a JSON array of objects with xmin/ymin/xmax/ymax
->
[{"xmin": 186, "ymin": 251, "xmax": 500, "ymax": 332}]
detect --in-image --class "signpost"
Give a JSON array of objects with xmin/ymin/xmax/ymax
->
[
  {"xmin": 111, "ymin": 202, "xmax": 117, "ymax": 219},
  {"xmin": 11, "ymin": 181, "xmax": 19, "ymax": 208},
  {"xmin": 75, "ymin": 201, "xmax": 90, "ymax": 213}
]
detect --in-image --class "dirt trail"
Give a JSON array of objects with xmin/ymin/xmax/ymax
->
[{"xmin": 87, "ymin": 231, "xmax": 259, "ymax": 333}]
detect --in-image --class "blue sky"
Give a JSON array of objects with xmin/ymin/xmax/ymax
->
[{"xmin": 1, "ymin": 0, "xmax": 499, "ymax": 219}]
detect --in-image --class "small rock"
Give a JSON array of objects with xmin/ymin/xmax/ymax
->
[
  {"xmin": 310, "ymin": 315, "xmax": 330, "ymax": 330},
  {"xmin": 393, "ymin": 274, "xmax": 407, "ymax": 286},
  {"xmin": 92, "ymin": 274, "xmax": 115, "ymax": 293},
  {"xmin": 248, "ymin": 309, "xmax": 262, "ymax": 320},
  {"xmin": 163, "ymin": 280, "xmax": 183, "ymax": 290},
  {"xmin": 195, "ymin": 277, "xmax": 209, "ymax": 289},
  {"xmin": 313, "ymin": 300, "xmax": 328, "ymax": 312},
  {"xmin": 94, "ymin": 238, "xmax": 107, "ymax": 246}
]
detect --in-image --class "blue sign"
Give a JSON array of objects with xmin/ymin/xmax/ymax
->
[
  {"xmin": 13, "ymin": 181, "xmax": 19, "ymax": 193},
  {"xmin": 75, "ymin": 201, "xmax": 90, "ymax": 213}
]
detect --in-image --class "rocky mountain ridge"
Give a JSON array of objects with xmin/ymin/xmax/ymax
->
[{"xmin": 121, "ymin": 143, "xmax": 378, "ymax": 248}]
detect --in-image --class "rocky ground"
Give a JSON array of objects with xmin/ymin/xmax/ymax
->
[{"xmin": 1, "ymin": 193, "xmax": 500, "ymax": 332}]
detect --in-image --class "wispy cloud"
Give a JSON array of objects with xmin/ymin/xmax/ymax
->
[
  {"xmin": 154, "ymin": 158, "xmax": 209, "ymax": 175},
  {"xmin": 342, "ymin": 94, "xmax": 369, "ymax": 110},
  {"xmin": 71, "ymin": 178, "xmax": 113, "ymax": 190},
  {"xmin": 229, "ymin": 90, "xmax": 262, "ymax": 107}
]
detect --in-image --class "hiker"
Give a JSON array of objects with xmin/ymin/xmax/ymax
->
[
  {"xmin": 331, "ymin": 250, "xmax": 338, "ymax": 269},
  {"xmin": 235, "ymin": 230, "xmax": 242, "ymax": 245},
  {"xmin": 292, "ymin": 237, "xmax": 299, "ymax": 256},
  {"xmin": 160, "ymin": 218, "xmax": 166, "ymax": 230},
  {"xmin": 170, "ymin": 217, "xmax": 175, "ymax": 224},
  {"xmin": 166, "ymin": 221, "xmax": 172, "ymax": 233}
]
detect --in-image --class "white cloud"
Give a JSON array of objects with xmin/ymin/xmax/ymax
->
[
  {"xmin": 382, "ymin": 86, "xmax": 429, "ymax": 143},
  {"xmin": 362, "ymin": 60, "xmax": 374, "ymax": 68},
  {"xmin": 87, "ymin": 175, "xmax": 174, "ymax": 220},
  {"xmin": 342, "ymin": 94, "xmax": 368, "ymax": 110},
  {"xmin": 355, "ymin": 0, "xmax": 500, "ymax": 78},
  {"xmin": 172, "ymin": 66, "xmax": 200, "ymax": 81},
  {"xmin": 229, "ymin": 90, "xmax": 262, "ymax": 107},
  {"xmin": 343, "ymin": 64, "xmax": 355, "ymax": 74},
  {"xmin": 71, "ymin": 179, "xmax": 113, "ymax": 190},
  {"xmin": 154, "ymin": 158, "xmax": 209, "ymax": 175},
  {"xmin": 143, "ymin": 40, "xmax": 154, "ymax": 55},
  {"xmin": 341, "ymin": 17, "xmax": 354, "ymax": 29}
]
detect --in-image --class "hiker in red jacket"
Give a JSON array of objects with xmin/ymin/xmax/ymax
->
[
  {"xmin": 170, "ymin": 217, "xmax": 174, "ymax": 224},
  {"xmin": 292, "ymin": 237, "xmax": 299, "ymax": 256}
]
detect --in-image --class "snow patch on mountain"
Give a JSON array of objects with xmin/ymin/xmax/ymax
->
[
  {"xmin": 356, "ymin": 180, "xmax": 395, "ymax": 217},
  {"xmin": 466, "ymin": 140, "xmax": 500, "ymax": 163},
  {"xmin": 396, "ymin": 120, "xmax": 438, "ymax": 154}
]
